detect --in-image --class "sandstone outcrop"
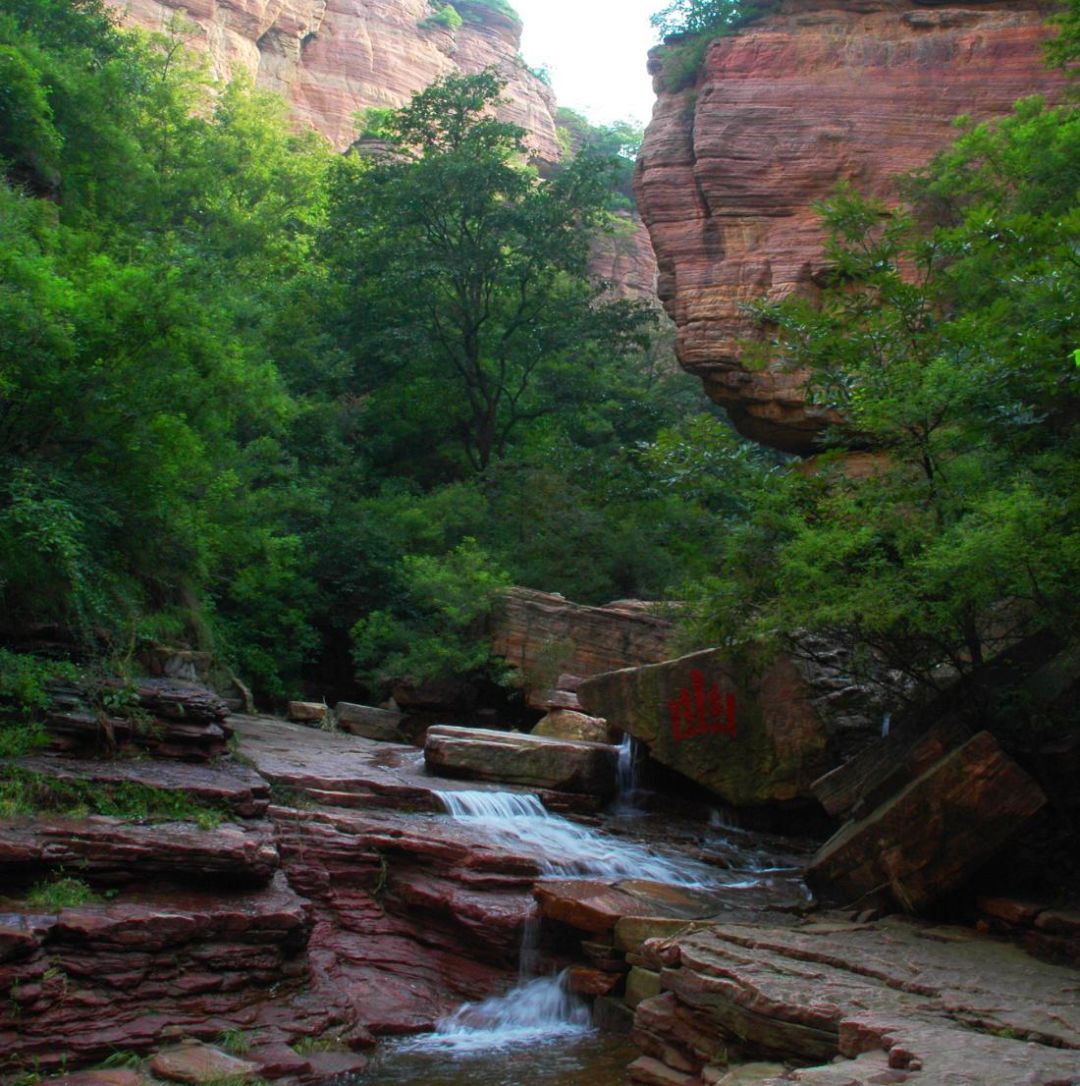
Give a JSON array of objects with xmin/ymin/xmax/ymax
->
[
  {"xmin": 491, "ymin": 588, "xmax": 677, "ymax": 709},
  {"xmin": 579, "ymin": 647, "xmax": 831, "ymax": 807},
  {"xmin": 807, "ymin": 731, "xmax": 1047, "ymax": 911},
  {"xmin": 532, "ymin": 708, "xmax": 611, "ymax": 744},
  {"xmin": 108, "ymin": 0, "xmax": 560, "ymax": 159},
  {"xmin": 424, "ymin": 724, "xmax": 619, "ymax": 797},
  {"xmin": 627, "ymin": 915, "xmax": 1080, "ymax": 1085},
  {"xmin": 636, "ymin": 0, "xmax": 1069, "ymax": 453}
]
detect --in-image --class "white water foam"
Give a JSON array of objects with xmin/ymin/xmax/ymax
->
[
  {"xmin": 400, "ymin": 970, "xmax": 592, "ymax": 1054},
  {"xmin": 435, "ymin": 789, "xmax": 710, "ymax": 884}
]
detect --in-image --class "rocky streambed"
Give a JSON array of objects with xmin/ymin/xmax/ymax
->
[{"xmin": 2, "ymin": 712, "xmax": 1078, "ymax": 1086}]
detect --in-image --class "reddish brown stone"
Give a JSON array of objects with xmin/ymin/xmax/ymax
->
[
  {"xmin": 637, "ymin": 0, "xmax": 1068, "ymax": 454},
  {"xmin": 567, "ymin": 965, "xmax": 623, "ymax": 996},
  {"xmin": 108, "ymin": 0, "xmax": 560, "ymax": 159},
  {"xmin": 150, "ymin": 1041, "xmax": 259, "ymax": 1083},
  {"xmin": 491, "ymin": 588, "xmax": 677, "ymax": 709},
  {"xmin": 807, "ymin": 732, "xmax": 1047, "ymax": 912},
  {"xmin": 579, "ymin": 647, "xmax": 830, "ymax": 806}
]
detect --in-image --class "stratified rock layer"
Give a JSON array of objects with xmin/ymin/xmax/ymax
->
[
  {"xmin": 629, "ymin": 916, "xmax": 1080, "ymax": 1085},
  {"xmin": 109, "ymin": 0, "xmax": 560, "ymax": 157},
  {"xmin": 636, "ymin": 0, "xmax": 1068, "ymax": 453},
  {"xmin": 491, "ymin": 588, "xmax": 677, "ymax": 709}
]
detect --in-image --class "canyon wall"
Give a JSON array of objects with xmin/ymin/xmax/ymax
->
[
  {"xmin": 635, "ymin": 0, "xmax": 1068, "ymax": 454},
  {"xmin": 107, "ymin": 0, "xmax": 561, "ymax": 157}
]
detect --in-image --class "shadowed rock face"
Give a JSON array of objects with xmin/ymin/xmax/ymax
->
[
  {"xmin": 108, "ymin": 0, "xmax": 561, "ymax": 158},
  {"xmin": 636, "ymin": 0, "xmax": 1068, "ymax": 454}
]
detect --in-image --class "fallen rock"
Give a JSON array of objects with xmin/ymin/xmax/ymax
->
[
  {"xmin": 334, "ymin": 702, "xmax": 404, "ymax": 742},
  {"xmin": 150, "ymin": 1040, "xmax": 259, "ymax": 1084},
  {"xmin": 579, "ymin": 647, "xmax": 830, "ymax": 807},
  {"xmin": 807, "ymin": 731, "xmax": 1047, "ymax": 912},
  {"xmin": 532, "ymin": 709, "xmax": 611, "ymax": 744},
  {"xmin": 304, "ymin": 1050, "xmax": 370, "ymax": 1079},
  {"xmin": 287, "ymin": 701, "xmax": 328, "ymax": 725},
  {"xmin": 424, "ymin": 725, "xmax": 618, "ymax": 797},
  {"xmin": 811, "ymin": 716, "xmax": 970, "ymax": 821}
]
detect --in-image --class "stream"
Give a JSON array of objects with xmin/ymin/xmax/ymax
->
[{"xmin": 357, "ymin": 762, "xmax": 809, "ymax": 1086}]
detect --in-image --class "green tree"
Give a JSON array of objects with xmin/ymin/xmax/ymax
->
[
  {"xmin": 685, "ymin": 97, "xmax": 1080, "ymax": 727},
  {"xmin": 326, "ymin": 71, "xmax": 652, "ymax": 474}
]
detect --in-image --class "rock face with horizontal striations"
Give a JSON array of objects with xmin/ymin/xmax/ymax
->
[
  {"xmin": 579, "ymin": 647, "xmax": 831, "ymax": 807},
  {"xmin": 636, "ymin": 0, "xmax": 1068, "ymax": 454},
  {"xmin": 108, "ymin": 0, "xmax": 561, "ymax": 158},
  {"xmin": 491, "ymin": 588, "xmax": 678, "ymax": 709},
  {"xmin": 627, "ymin": 916, "xmax": 1080, "ymax": 1085},
  {"xmin": 424, "ymin": 724, "xmax": 619, "ymax": 797}
]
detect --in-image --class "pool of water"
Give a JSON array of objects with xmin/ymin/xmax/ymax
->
[{"xmin": 364, "ymin": 1031, "xmax": 640, "ymax": 1086}]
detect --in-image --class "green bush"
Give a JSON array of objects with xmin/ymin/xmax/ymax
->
[
  {"xmin": 419, "ymin": 4, "xmax": 463, "ymax": 31},
  {"xmin": 650, "ymin": 1, "xmax": 766, "ymax": 90}
]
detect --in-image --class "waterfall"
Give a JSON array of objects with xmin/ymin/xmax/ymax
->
[
  {"xmin": 434, "ymin": 789, "xmax": 708, "ymax": 883},
  {"xmin": 614, "ymin": 733, "xmax": 642, "ymax": 815}
]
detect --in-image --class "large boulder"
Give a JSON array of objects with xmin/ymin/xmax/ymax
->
[
  {"xmin": 579, "ymin": 648, "xmax": 831, "ymax": 807},
  {"xmin": 424, "ymin": 725, "xmax": 618, "ymax": 797},
  {"xmin": 532, "ymin": 709, "xmax": 611, "ymax": 744},
  {"xmin": 807, "ymin": 731, "xmax": 1047, "ymax": 912}
]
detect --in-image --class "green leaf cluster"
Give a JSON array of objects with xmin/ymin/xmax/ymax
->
[{"xmin": 683, "ymin": 96, "xmax": 1080, "ymax": 734}]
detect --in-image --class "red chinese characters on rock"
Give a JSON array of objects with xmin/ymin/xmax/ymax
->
[{"xmin": 669, "ymin": 670, "xmax": 737, "ymax": 743}]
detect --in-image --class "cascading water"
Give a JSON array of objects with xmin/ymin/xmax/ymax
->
[
  {"xmin": 435, "ymin": 789, "xmax": 712, "ymax": 883},
  {"xmin": 614, "ymin": 732, "xmax": 643, "ymax": 815}
]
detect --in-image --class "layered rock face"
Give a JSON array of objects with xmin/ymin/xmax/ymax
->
[
  {"xmin": 636, "ymin": 0, "xmax": 1068, "ymax": 453},
  {"xmin": 108, "ymin": 0, "xmax": 561, "ymax": 157}
]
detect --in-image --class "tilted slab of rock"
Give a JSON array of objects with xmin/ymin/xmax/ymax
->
[
  {"xmin": 0, "ymin": 874, "xmax": 311, "ymax": 1072},
  {"xmin": 579, "ymin": 648, "xmax": 830, "ymax": 807},
  {"xmin": 424, "ymin": 724, "xmax": 619, "ymax": 796},
  {"xmin": 629, "ymin": 916, "xmax": 1080, "ymax": 1086},
  {"xmin": 491, "ymin": 588, "xmax": 677, "ymax": 709},
  {"xmin": 9, "ymin": 754, "xmax": 270, "ymax": 818},
  {"xmin": 807, "ymin": 731, "xmax": 1047, "ymax": 911},
  {"xmin": 0, "ymin": 817, "xmax": 279, "ymax": 887},
  {"xmin": 636, "ymin": 0, "xmax": 1069, "ymax": 453},
  {"xmin": 810, "ymin": 715, "xmax": 970, "ymax": 821}
]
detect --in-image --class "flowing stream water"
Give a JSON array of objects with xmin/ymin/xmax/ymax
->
[{"xmin": 362, "ymin": 783, "xmax": 800, "ymax": 1085}]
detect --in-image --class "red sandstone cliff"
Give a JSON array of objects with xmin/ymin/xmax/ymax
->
[
  {"xmin": 108, "ymin": 0, "xmax": 561, "ymax": 158},
  {"xmin": 635, "ymin": 0, "xmax": 1068, "ymax": 454}
]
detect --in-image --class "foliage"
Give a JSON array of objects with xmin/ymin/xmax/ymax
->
[
  {"xmin": 25, "ymin": 875, "xmax": 101, "ymax": 909},
  {"xmin": 0, "ymin": 766, "xmax": 225, "ymax": 825},
  {"xmin": 650, "ymin": 0, "xmax": 766, "ymax": 90},
  {"xmin": 1046, "ymin": 0, "xmax": 1080, "ymax": 75},
  {"xmin": 351, "ymin": 538, "xmax": 511, "ymax": 690},
  {"xmin": 684, "ymin": 97, "xmax": 1080, "ymax": 728},
  {"xmin": 419, "ymin": 4, "xmax": 463, "ymax": 32},
  {"xmin": 0, "ymin": 651, "xmax": 78, "ymax": 758},
  {"xmin": 325, "ymin": 71, "xmax": 655, "ymax": 474}
]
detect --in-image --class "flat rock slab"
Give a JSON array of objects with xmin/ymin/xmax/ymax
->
[
  {"xmin": 9, "ymin": 754, "xmax": 270, "ymax": 817},
  {"xmin": 151, "ymin": 1041, "xmax": 259, "ymax": 1083},
  {"xmin": 424, "ymin": 725, "xmax": 618, "ymax": 796},
  {"xmin": 535, "ymin": 877, "xmax": 804, "ymax": 935},
  {"xmin": 807, "ymin": 731, "xmax": 1047, "ymax": 911},
  {"xmin": 633, "ymin": 914, "xmax": 1080, "ymax": 1086},
  {"xmin": 0, "ymin": 816, "xmax": 279, "ymax": 887},
  {"xmin": 579, "ymin": 647, "xmax": 830, "ymax": 807}
]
